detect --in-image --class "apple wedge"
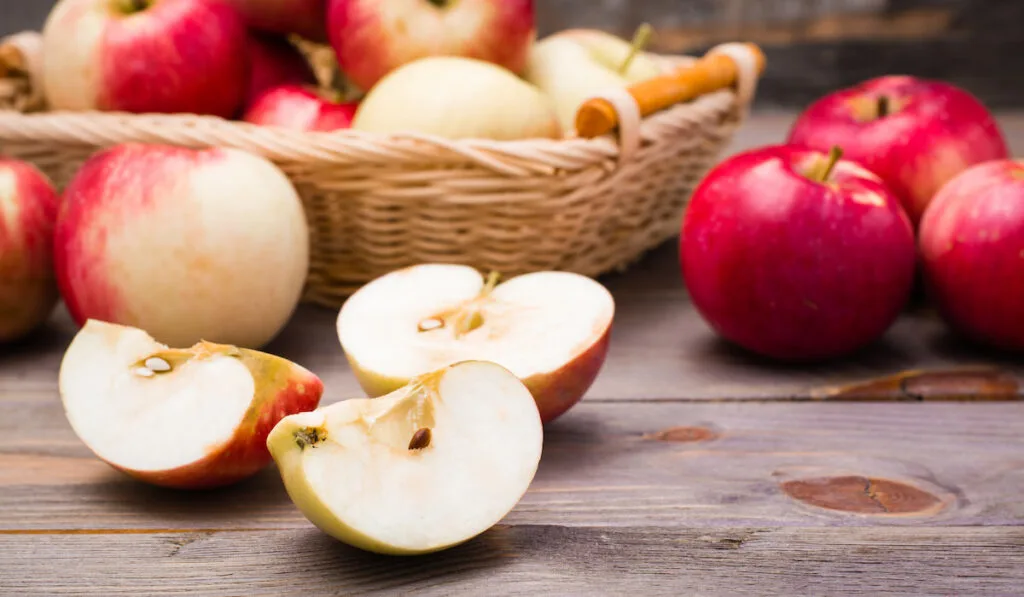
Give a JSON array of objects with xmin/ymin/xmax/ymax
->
[
  {"xmin": 336, "ymin": 265, "xmax": 615, "ymax": 423},
  {"xmin": 267, "ymin": 360, "xmax": 543, "ymax": 555},
  {"xmin": 59, "ymin": 319, "xmax": 324, "ymax": 489}
]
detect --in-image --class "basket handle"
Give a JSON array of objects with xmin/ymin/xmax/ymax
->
[{"xmin": 574, "ymin": 42, "xmax": 766, "ymax": 148}]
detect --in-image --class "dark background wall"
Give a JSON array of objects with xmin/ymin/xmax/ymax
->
[{"xmin": 3, "ymin": 0, "xmax": 1020, "ymax": 109}]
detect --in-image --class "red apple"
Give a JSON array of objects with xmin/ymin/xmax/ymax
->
[
  {"xmin": 59, "ymin": 319, "xmax": 324, "ymax": 489},
  {"xmin": 787, "ymin": 76, "xmax": 1009, "ymax": 226},
  {"xmin": 40, "ymin": 0, "xmax": 249, "ymax": 119},
  {"xmin": 680, "ymin": 144, "xmax": 917, "ymax": 362},
  {"xmin": 0, "ymin": 160, "xmax": 60, "ymax": 343},
  {"xmin": 53, "ymin": 143, "xmax": 311, "ymax": 350},
  {"xmin": 919, "ymin": 159, "xmax": 1024, "ymax": 351},
  {"xmin": 223, "ymin": 0, "xmax": 327, "ymax": 42},
  {"xmin": 244, "ymin": 33, "xmax": 317, "ymax": 109},
  {"xmin": 326, "ymin": 0, "xmax": 536, "ymax": 92},
  {"xmin": 243, "ymin": 85, "xmax": 358, "ymax": 131}
]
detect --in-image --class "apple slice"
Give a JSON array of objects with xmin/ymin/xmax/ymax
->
[
  {"xmin": 267, "ymin": 360, "xmax": 543, "ymax": 555},
  {"xmin": 336, "ymin": 265, "xmax": 615, "ymax": 423},
  {"xmin": 59, "ymin": 319, "xmax": 324, "ymax": 489}
]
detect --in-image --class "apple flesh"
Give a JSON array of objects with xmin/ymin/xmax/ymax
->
[
  {"xmin": 53, "ymin": 143, "xmax": 310, "ymax": 350},
  {"xmin": 680, "ymin": 144, "xmax": 917, "ymax": 361},
  {"xmin": 327, "ymin": 0, "xmax": 536, "ymax": 92},
  {"xmin": 336, "ymin": 264, "xmax": 614, "ymax": 423},
  {"xmin": 223, "ymin": 0, "xmax": 328, "ymax": 42},
  {"xmin": 59, "ymin": 319, "xmax": 324, "ymax": 489},
  {"xmin": 0, "ymin": 160, "xmax": 60, "ymax": 343},
  {"xmin": 267, "ymin": 360, "xmax": 543, "ymax": 555},
  {"xmin": 41, "ymin": 0, "xmax": 249, "ymax": 118},
  {"xmin": 919, "ymin": 159, "xmax": 1024, "ymax": 351},
  {"xmin": 243, "ymin": 84, "xmax": 359, "ymax": 132},
  {"xmin": 243, "ymin": 33, "xmax": 317, "ymax": 109},
  {"xmin": 351, "ymin": 56, "xmax": 561, "ymax": 140},
  {"xmin": 787, "ymin": 75, "xmax": 1009, "ymax": 226}
]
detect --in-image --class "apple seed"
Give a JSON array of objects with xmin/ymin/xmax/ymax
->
[
  {"xmin": 133, "ymin": 367, "xmax": 155, "ymax": 378},
  {"xmin": 144, "ymin": 357, "xmax": 172, "ymax": 373},
  {"xmin": 417, "ymin": 318, "xmax": 444, "ymax": 332},
  {"xmin": 408, "ymin": 427, "xmax": 432, "ymax": 451}
]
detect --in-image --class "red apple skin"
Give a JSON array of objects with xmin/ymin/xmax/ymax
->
[
  {"xmin": 244, "ymin": 33, "xmax": 317, "ymax": 109},
  {"xmin": 223, "ymin": 0, "xmax": 328, "ymax": 42},
  {"xmin": 41, "ymin": 0, "xmax": 249, "ymax": 119},
  {"xmin": 679, "ymin": 144, "xmax": 917, "ymax": 362},
  {"xmin": 116, "ymin": 358, "xmax": 325, "ymax": 490},
  {"xmin": 919, "ymin": 160, "xmax": 1024, "ymax": 352},
  {"xmin": 326, "ymin": 0, "xmax": 536, "ymax": 92},
  {"xmin": 525, "ymin": 327, "xmax": 611, "ymax": 423},
  {"xmin": 0, "ymin": 161, "xmax": 60, "ymax": 343},
  {"xmin": 787, "ymin": 76, "xmax": 1009, "ymax": 227},
  {"xmin": 243, "ymin": 85, "xmax": 359, "ymax": 131}
]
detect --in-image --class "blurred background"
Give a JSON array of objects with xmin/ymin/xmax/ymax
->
[{"xmin": 1, "ymin": 0, "xmax": 1020, "ymax": 110}]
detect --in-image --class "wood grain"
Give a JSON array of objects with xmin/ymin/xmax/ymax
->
[
  {"xmin": 3, "ymin": 526, "xmax": 1023, "ymax": 596},
  {"xmin": 3, "ymin": 400, "xmax": 1023, "ymax": 531}
]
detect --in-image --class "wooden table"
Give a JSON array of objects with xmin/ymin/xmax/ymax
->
[{"xmin": 3, "ymin": 113, "xmax": 1024, "ymax": 595}]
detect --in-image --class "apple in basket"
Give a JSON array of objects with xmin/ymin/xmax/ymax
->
[
  {"xmin": 351, "ymin": 56, "xmax": 561, "ymax": 140},
  {"xmin": 53, "ymin": 143, "xmax": 310, "ymax": 350},
  {"xmin": 40, "ymin": 0, "xmax": 250, "ymax": 118},
  {"xmin": 59, "ymin": 319, "xmax": 324, "ymax": 489},
  {"xmin": 243, "ymin": 84, "xmax": 359, "ymax": 132},
  {"xmin": 787, "ymin": 76, "xmax": 1009, "ymax": 226},
  {"xmin": 326, "ymin": 0, "xmax": 537, "ymax": 92},
  {"xmin": 919, "ymin": 159, "xmax": 1024, "ymax": 352},
  {"xmin": 267, "ymin": 360, "xmax": 542, "ymax": 554},
  {"xmin": 223, "ymin": 0, "xmax": 328, "ymax": 42},
  {"xmin": 680, "ymin": 144, "xmax": 917, "ymax": 362},
  {"xmin": 0, "ymin": 160, "xmax": 60, "ymax": 343},
  {"xmin": 243, "ymin": 32, "xmax": 318, "ymax": 109},
  {"xmin": 336, "ymin": 264, "xmax": 615, "ymax": 423},
  {"xmin": 524, "ymin": 26, "xmax": 662, "ymax": 133}
]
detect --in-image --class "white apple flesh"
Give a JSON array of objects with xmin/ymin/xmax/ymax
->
[
  {"xmin": 59, "ymin": 319, "xmax": 325, "ymax": 489},
  {"xmin": 337, "ymin": 264, "xmax": 615, "ymax": 423},
  {"xmin": 267, "ymin": 360, "xmax": 543, "ymax": 555}
]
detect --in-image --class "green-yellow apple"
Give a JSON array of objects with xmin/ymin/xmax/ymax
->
[
  {"xmin": 327, "ymin": 0, "xmax": 536, "ymax": 92},
  {"xmin": 41, "ymin": 0, "xmax": 249, "ymax": 118},
  {"xmin": 524, "ymin": 29, "xmax": 662, "ymax": 133},
  {"xmin": 60, "ymin": 319, "xmax": 325, "ymax": 489},
  {"xmin": 267, "ymin": 360, "xmax": 543, "ymax": 555},
  {"xmin": 336, "ymin": 264, "xmax": 615, "ymax": 422},
  {"xmin": 351, "ymin": 56, "xmax": 561, "ymax": 140},
  {"xmin": 0, "ymin": 160, "xmax": 60, "ymax": 343},
  {"xmin": 53, "ymin": 143, "xmax": 310, "ymax": 350}
]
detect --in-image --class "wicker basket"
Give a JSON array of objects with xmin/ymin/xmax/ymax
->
[{"xmin": 0, "ymin": 33, "xmax": 761, "ymax": 308}]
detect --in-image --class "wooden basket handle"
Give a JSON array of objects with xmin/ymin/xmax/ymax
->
[{"xmin": 575, "ymin": 42, "xmax": 766, "ymax": 141}]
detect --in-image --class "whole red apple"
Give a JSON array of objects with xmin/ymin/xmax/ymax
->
[
  {"xmin": 327, "ymin": 0, "xmax": 536, "ymax": 92},
  {"xmin": 0, "ymin": 160, "xmax": 60, "ymax": 343},
  {"xmin": 243, "ymin": 85, "xmax": 358, "ymax": 131},
  {"xmin": 787, "ymin": 76, "xmax": 1009, "ymax": 226},
  {"xmin": 919, "ymin": 159, "xmax": 1024, "ymax": 351},
  {"xmin": 223, "ymin": 0, "xmax": 327, "ymax": 42},
  {"xmin": 244, "ymin": 33, "xmax": 317, "ymax": 109},
  {"xmin": 680, "ymin": 144, "xmax": 917, "ymax": 361},
  {"xmin": 40, "ymin": 0, "xmax": 249, "ymax": 119}
]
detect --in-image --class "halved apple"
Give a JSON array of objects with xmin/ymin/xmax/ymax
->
[
  {"xmin": 267, "ymin": 360, "xmax": 543, "ymax": 555},
  {"xmin": 58, "ymin": 319, "xmax": 324, "ymax": 489},
  {"xmin": 336, "ymin": 265, "xmax": 615, "ymax": 423}
]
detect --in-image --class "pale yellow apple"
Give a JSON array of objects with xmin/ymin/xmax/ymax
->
[
  {"xmin": 267, "ymin": 360, "xmax": 543, "ymax": 555},
  {"xmin": 351, "ymin": 56, "xmax": 561, "ymax": 140}
]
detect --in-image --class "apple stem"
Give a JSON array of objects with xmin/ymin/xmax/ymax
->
[
  {"xmin": 619, "ymin": 23, "xmax": 654, "ymax": 75},
  {"xmin": 877, "ymin": 95, "xmax": 890, "ymax": 118},
  {"xmin": 809, "ymin": 146, "xmax": 844, "ymax": 183}
]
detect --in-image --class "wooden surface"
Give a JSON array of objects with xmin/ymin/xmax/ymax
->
[{"xmin": 3, "ymin": 114, "xmax": 1024, "ymax": 595}]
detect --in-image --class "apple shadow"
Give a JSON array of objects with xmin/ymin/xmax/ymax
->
[
  {"xmin": 309, "ymin": 524, "xmax": 519, "ymax": 590},
  {"xmin": 927, "ymin": 326, "xmax": 1024, "ymax": 368}
]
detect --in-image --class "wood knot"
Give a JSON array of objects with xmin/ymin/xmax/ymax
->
[
  {"xmin": 647, "ymin": 426, "xmax": 718, "ymax": 443},
  {"xmin": 781, "ymin": 476, "xmax": 944, "ymax": 515}
]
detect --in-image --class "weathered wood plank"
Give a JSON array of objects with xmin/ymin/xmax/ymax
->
[
  {"xmin": 2, "ymin": 400, "xmax": 1023, "ymax": 530},
  {"xmin": 2, "ymin": 526, "xmax": 1022, "ymax": 596}
]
